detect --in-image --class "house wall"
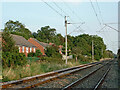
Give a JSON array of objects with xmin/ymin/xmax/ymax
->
[
  {"xmin": 19, "ymin": 46, "xmax": 22, "ymax": 53},
  {"xmin": 28, "ymin": 38, "xmax": 45, "ymax": 55},
  {"xmin": 18, "ymin": 46, "xmax": 36, "ymax": 57}
]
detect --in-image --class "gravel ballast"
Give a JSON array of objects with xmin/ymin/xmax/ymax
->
[
  {"xmin": 73, "ymin": 63, "xmax": 111, "ymax": 88},
  {"xmin": 101, "ymin": 60, "xmax": 119, "ymax": 89},
  {"xmin": 36, "ymin": 62, "xmax": 107, "ymax": 88}
]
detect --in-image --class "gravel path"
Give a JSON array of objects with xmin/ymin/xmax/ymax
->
[{"xmin": 101, "ymin": 60, "xmax": 119, "ymax": 89}]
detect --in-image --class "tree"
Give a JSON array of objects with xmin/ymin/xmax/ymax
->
[
  {"xmin": 45, "ymin": 46, "xmax": 62, "ymax": 58},
  {"xmin": 2, "ymin": 31, "xmax": 26, "ymax": 67},
  {"xmin": 2, "ymin": 31, "xmax": 17, "ymax": 52},
  {"xmin": 36, "ymin": 26, "xmax": 57, "ymax": 43},
  {"xmin": 72, "ymin": 47, "xmax": 82, "ymax": 57},
  {"xmin": 4, "ymin": 20, "xmax": 33, "ymax": 39}
]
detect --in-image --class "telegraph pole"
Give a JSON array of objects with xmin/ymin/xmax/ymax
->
[
  {"xmin": 64, "ymin": 16, "xmax": 83, "ymax": 64},
  {"xmin": 65, "ymin": 16, "xmax": 68, "ymax": 64},
  {"xmin": 101, "ymin": 48, "xmax": 103, "ymax": 59},
  {"xmin": 92, "ymin": 40, "xmax": 94, "ymax": 62}
]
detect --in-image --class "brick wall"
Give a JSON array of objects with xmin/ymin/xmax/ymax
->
[
  {"xmin": 28, "ymin": 38, "xmax": 45, "ymax": 55},
  {"xmin": 19, "ymin": 46, "xmax": 22, "ymax": 53},
  {"xmin": 18, "ymin": 46, "xmax": 36, "ymax": 57}
]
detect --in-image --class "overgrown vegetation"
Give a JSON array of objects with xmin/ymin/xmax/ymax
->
[
  {"xmin": 28, "ymin": 50, "xmax": 42, "ymax": 57},
  {"xmin": 2, "ymin": 58, "xmax": 90, "ymax": 82},
  {"xmin": 45, "ymin": 46, "xmax": 62, "ymax": 58},
  {"xmin": 2, "ymin": 31, "xmax": 27, "ymax": 68}
]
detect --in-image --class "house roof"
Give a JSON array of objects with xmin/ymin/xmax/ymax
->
[
  {"xmin": 31, "ymin": 38, "xmax": 50, "ymax": 48},
  {"xmin": 11, "ymin": 34, "xmax": 36, "ymax": 47}
]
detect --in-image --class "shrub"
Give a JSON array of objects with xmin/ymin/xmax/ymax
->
[
  {"xmin": 28, "ymin": 52, "xmax": 35, "ymax": 57},
  {"xmin": 45, "ymin": 46, "xmax": 62, "ymax": 58},
  {"xmin": 35, "ymin": 49, "xmax": 42, "ymax": 57},
  {"xmin": 77, "ymin": 55, "xmax": 89, "ymax": 62},
  {"xmin": 2, "ymin": 31, "xmax": 27, "ymax": 67},
  {"xmin": 28, "ymin": 50, "xmax": 42, "ymax": 57},
  {"xmin": 2, "ymin": 52, "xmax": 26, "ymax": 67}
]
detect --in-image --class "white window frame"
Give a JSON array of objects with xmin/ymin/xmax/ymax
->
[
  {"xmin": 22, "ymin": 46, "xmax": 24, "ymax": 53},
  {"xmin": 34, "ymin": 48, "xmax": 36, "ymax": 52},
  {"xmin": 26, "ymin": 47, "xmax": 28, "ymax": 53},
  {"xmin": 30, "ymin": 47, "xmax": 32, "ymax": 52},
  {"xmin": 19, "ymin": 47, "xmax": 20, "ymax": 53}
]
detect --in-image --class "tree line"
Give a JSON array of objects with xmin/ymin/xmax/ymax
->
[{"xmin": 2, "ymin": 20, "xmax": 113, "ymax": 67}]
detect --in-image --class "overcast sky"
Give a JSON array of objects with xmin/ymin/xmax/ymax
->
[{"xmin": 0, "ymin": 0, "xmax": 118, "ymax": 54}]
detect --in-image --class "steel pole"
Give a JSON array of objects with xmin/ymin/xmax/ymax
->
[{"xmin": 65, "ymin": 16, "xmax": 67, "ymax": 64}]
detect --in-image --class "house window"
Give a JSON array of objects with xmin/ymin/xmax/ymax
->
[
  {"xmin": 19, "ymin": 47, "xmax": 21, "ymax": 53},
  {"xmin": 34, "ymin": 48, "xmax": 36, "ymax": 52},
  {"xmin": 26, "ymin": 47, "xmax": 28, "ymax": 53},
  {"xmin": 22, "ymin": 46, "xmax": 24, "ymax": 53},
  {"xmin": 30, "ymin": 47, "xmax": 32, "ymax": 52}
]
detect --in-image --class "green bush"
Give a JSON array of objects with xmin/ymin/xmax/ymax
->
[
  {"xmin": 45, "ymin": 46, "xmax": 62, "ymax": 58},
  {"xmin": 28, "ymin": 52, "xmax": 35, "ymax": 57},
  {"xmin": 2, "ymin": 52, "xmax": 26, "ymax": 67},
  {"xmin": 35, "ymin": 49, "xmax": 42, "ymax": 57},
  {"xmin": 77, "ymin": 55, "xmax": 89, "ymax": 62},
  {"xmin": 28, "ymin": 50, "xmax": 42, "ymax": 57},
  {"xmin": 27, "ymin": 57, "xmax": 40, "ymax": 62}
]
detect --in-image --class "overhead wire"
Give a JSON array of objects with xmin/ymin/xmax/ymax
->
[
  {"xmin": 54, "ymin": 1, "xmax": 85, "ymax": 34},
  {"xmin": 41, "ymin": 0, "xmax": 64, "ymax": 18},
  {"xmin": 52, "ymin": 1, "xmax": 68, "ymax": 16},
  {"xmin": 94, "ymin": 0, "xmax": 116, "ymax": 52},
  {"xmin": 61, "ymin": 0, "xmax": 92, "ymax": 35},
  {"xmin": 95, "ymin": 0, "xmax": 104, "ymax": 24},
  {"xmin": 68, "ymin": 23, "xmax": 84, "ymax": 35},
  {"xmin": 89, "ymin": 0, "xmax": 101, "ymax": 26},
  {"xmin": 42, "ymin": 0, "xmax": 85, "ymax": 36},
  {"xmin": 61, "ymin": 0, "xmax": 87, "ymax": 34},
  {"xmin": 62, "ymin": 0, "xmax": 83, "ymax": 22}
]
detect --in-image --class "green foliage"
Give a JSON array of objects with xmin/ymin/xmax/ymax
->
[
  {"xmin": 67, "ymin": 34, "xmax": 108, "ymax": 61},
  {"xmin": 2, "ymin": 31, "xmax": 17, "ymax": 52},
  {"xmin": 35, "ymin": 26, "xmax": 56, "ymax": 43},
  {"xmin": 28, "ymin": 50, "xmax": 42, "ymax": 57},
  {"xmin": 27, "ymin": 57, "xmax": 40, "ymax": 62},
  {"xmin": 2, "ymin": 31, "xmax": 27, "ymax": 67},
  {"xmin": 35, "ymin": 49, "xmax": 42, "ymax": 57},
  {"xmin": 4, "ymin": 20, "xmax": 33, "ymax": 39},
  {"xmin": 77, "ymin": 54, "xmax": 90, "ymax": 62},
  {"xmin": 103, "ymin": 50, "xmax": 113, "ymax": 58},
  {"xmin": 62, "ymin": 47, "xmax": 72, "ymax": 56},
  {"xmin": 28, "ymin": 52, "xmax": 35, "ymax": 57},
  {"xmin": 45, "ymin": 46, "xmax": 62, "ymax": 58},
  {"xmin": 3, "ymin": 20, "xmax": 114, "ymax": 61},
  {"xmin": 2, "ymin": 52, "xmax": 26, "ymax": 67},
  {"xmin": 33, "ymin": 26, "xmax": 64, "ymax": 45},
  {"xmin": 3, "ymin": 58, "xmax": 88, "ymax": 82}
]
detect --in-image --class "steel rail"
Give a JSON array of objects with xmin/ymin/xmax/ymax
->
[
  {"xmin": 62, "ymin": 60, "xmax": 113, "ymax": 90},
  {"xmin": 2, "ymin": 61, "xmax": 101, "ymax": 88},
  {"xmin": 93, "ymin": 66, "xmax": 111, "ymax": 90},
  {"xmin": 17, "ymin": 64, "xmax": 97, "ymax": 89}
]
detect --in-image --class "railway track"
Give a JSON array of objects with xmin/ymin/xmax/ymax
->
[
  {"xmin": 62, "ymin": 60, "xmax": 114, "ymax": 90},
  {"xmin": 1, "ymin": 60, "xmax": 112, "ymax": 89}
]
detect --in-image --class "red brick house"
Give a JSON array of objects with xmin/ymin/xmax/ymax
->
[
  {"xmin": 12, "ymin": 35, "xmax": 37, "ymax": 57},
  {"xmin": 28, "ymin": 38, "xmax": 50, "ymax": 55}
]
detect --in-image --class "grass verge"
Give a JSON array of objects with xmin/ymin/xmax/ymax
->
[{"xmin": 2, "ymin": 57, "xmax": 90, "ymax": 82}]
